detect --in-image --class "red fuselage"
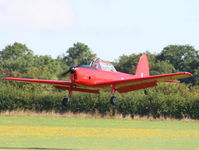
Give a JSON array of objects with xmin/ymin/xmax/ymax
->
[{"xmin": 70, "ymin": 67, "xmax": 135, "ymax": 86}]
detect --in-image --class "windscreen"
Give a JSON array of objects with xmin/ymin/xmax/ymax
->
[{"xmin": 100, "ymin": 62, "xmax": 116, "ymax": 72}]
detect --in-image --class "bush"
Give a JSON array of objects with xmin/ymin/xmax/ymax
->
[{"xmin": 0, "ymin": 81, "xmax": 199, "ymax": 119}]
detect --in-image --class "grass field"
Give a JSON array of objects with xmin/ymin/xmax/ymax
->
[{"xmin": 0, "ymin": 116, "xmax": 199, "ymax": 150}]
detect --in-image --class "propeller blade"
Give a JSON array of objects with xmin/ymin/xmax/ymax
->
[
  {"xmin": 60, "ymin": 70, "xmax": 71, "ymax": 76},
  {"xmin": 59, "ymin": 66, "xmax": 77, "ymax": 77}
]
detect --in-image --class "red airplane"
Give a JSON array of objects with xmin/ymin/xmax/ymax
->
[{"xmin": 4, "ymin": 54, "xmax": 192, "ymax": 105}]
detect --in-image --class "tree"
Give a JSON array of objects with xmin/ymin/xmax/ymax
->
[
  {"xmin": 0, "ymin": 42, "xmax": 34, "ymax": 74},
  {"xmin": 0, "ymin": 42, "xmax": 33, "ymax": 60},
  {"xmin": 157, "ymin": 45, "xmax": 199, "ymax": 85},
  {"xmin": 0, "ymin": 42, "xmax": 64, "ymax": 80},
  {"xmin": 23, "ymin": 55, "xmax": 65, "ymax": 80},
  {"xmin": 63, "ymin": 42, "xmax": 96, "ymax": 66},
  {"xmin": 157, "ymin": 45, "xmax": 198, "ymax": 71},
  {"xmin": 114, "ymin": 54, "xmax": 140, "ymax": 74},
  {"xmin": 147, "ymin": 53, "xmax": 176, "ymax": 75}
]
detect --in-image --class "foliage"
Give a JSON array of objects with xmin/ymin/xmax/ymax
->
[
  {"xmin": 157, "ymin": 45, "xmax": 199, "ymax": 85},
  {"xmin": 63, "ymin": 42, "xmax": 96, "ymax": 66},
  {"xmin": 0, "ymin": 42, "xmax": 33, "ymax": 60},
  {"xmin": 0, "ymin": 42, "xmax": 34, "ymax": 74},
  {"xmin": 114, "ymin": 54, "xmax": 140, "ymax": 74}
]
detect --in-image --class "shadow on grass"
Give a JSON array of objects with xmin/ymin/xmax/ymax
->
[{"xmin": 0, "ymin": 147, "xmax": 77, "ymax": 150}]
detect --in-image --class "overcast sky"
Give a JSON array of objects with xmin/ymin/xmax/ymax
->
[{"xmin": 0, "ymin": 0, "xmax": 199, "ymax": 61}]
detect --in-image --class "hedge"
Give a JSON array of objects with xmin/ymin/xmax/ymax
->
[{"xmin": 0, "ymin": 81, "xmax": 199, "ymax": 119}]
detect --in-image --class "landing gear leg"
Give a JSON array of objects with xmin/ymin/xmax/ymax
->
[{"xmin": 62, "ymin": 86, "xmax": 72, "ymax": 106}]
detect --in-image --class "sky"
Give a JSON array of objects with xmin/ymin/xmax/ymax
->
[{"xmin": 0, "ymin": 0, "xmax": 199, "ymax": 61}]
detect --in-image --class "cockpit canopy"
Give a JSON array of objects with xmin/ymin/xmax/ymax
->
[{"xmin": 89, "ymin": 58, "xmax": 117, "ymax": 72}]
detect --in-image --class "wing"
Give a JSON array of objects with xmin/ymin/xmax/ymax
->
[
  {"xmin": 4, "ymin": 77, "xmax": 100, "ymax": 94},
  {"xmin": 93, "ymin": 72, "xmax": 192, "ymax": 93},
  {"xmin": 4, "ymin": 77, "xmax": 72, "ymax": 86}
]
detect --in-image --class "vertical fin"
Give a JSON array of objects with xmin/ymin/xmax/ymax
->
[{"xmin": 135, "ymin": 54, "xmax": 149, "ymax": 77}]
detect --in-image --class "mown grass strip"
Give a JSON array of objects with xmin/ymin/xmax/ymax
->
[{"xmin": 1, "ymin": 126, "xmax": 199, "ymax": 138}]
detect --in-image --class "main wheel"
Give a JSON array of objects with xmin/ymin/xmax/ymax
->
[
  {"xmin": 62, "ymin": 97, "xmax": 69, "ymax": 106},
  {"xmin": 144, "ymin": 89, "xmax": 148, "ymax": 95},
  {"xmin": 110, "ymin": 96, "xmax": 117, "ymax": 105}
]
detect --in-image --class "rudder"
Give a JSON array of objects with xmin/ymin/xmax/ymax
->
[{"xmin": 135, "ymin": 54, "xmax": 149, "ymax": 77}]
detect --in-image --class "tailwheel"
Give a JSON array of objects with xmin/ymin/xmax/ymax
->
[
  {"xmin": 110, "ymin": 96, "xmax": 117, "ymax": 105},
  {"xmin": 62, "ymin": 97, "xmax": 70, "ymax": 106},
  {"xmin": 144, "ymin": 89, "xmax": 148, "ymax": 95}
]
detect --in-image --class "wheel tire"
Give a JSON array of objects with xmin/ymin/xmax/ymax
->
[
  {"xmin": 144, "ymin": 89, "xmax": 148, "ymax": 95},
  {"xmin": 110, "ymin": 96, "xmax": 117, "ymax": 105},
  {"xmin": 62, "ymin": 97, "xmax": 69, "ymax": 106}
]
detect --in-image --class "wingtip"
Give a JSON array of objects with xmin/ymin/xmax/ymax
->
[
  {"xmin": 2, "ymin": 77, "xmax": 17, "ymax": 81},
  {"xmin": 184, "ymin": 72, "xmax": 193, "ymax": 77},
  {"xmin": 0, "ymin": 76, "xmax": 6, "ymax": 79}
]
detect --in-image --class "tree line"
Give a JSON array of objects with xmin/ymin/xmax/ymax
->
[{"xmin": 0, "ymin": 42, "xmax": 199, "ymax": 119}]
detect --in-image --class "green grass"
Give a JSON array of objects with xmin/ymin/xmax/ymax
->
[{"xmin": 0, "ymin": 116, "xmax": 199, "ymax": 150}]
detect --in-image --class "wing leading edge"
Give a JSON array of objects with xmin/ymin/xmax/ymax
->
[
  {"xmin": 3, "ymin": 77, "xmax": 100, "ymax": 94},
  {"xmin": 4, "ymin": 77, "xmax": 72, "ymax": 86}
]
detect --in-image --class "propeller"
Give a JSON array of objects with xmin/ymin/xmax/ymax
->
[{"xmin": 60, "ymin": 66, "xmax": 77, "ymax": 77}]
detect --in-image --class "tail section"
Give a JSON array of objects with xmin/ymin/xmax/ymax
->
[{"xmin": 135, "ymin": 54, "xmax": 149, "ymax": 77}]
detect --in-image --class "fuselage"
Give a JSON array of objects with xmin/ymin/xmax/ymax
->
[
  {"xmin": 69, "ymin": 58, "xmax": 137, "ymax": 88},
  {"xmin": 70, "ymin": 67, "xmax": 135, "ymax": 86}
]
